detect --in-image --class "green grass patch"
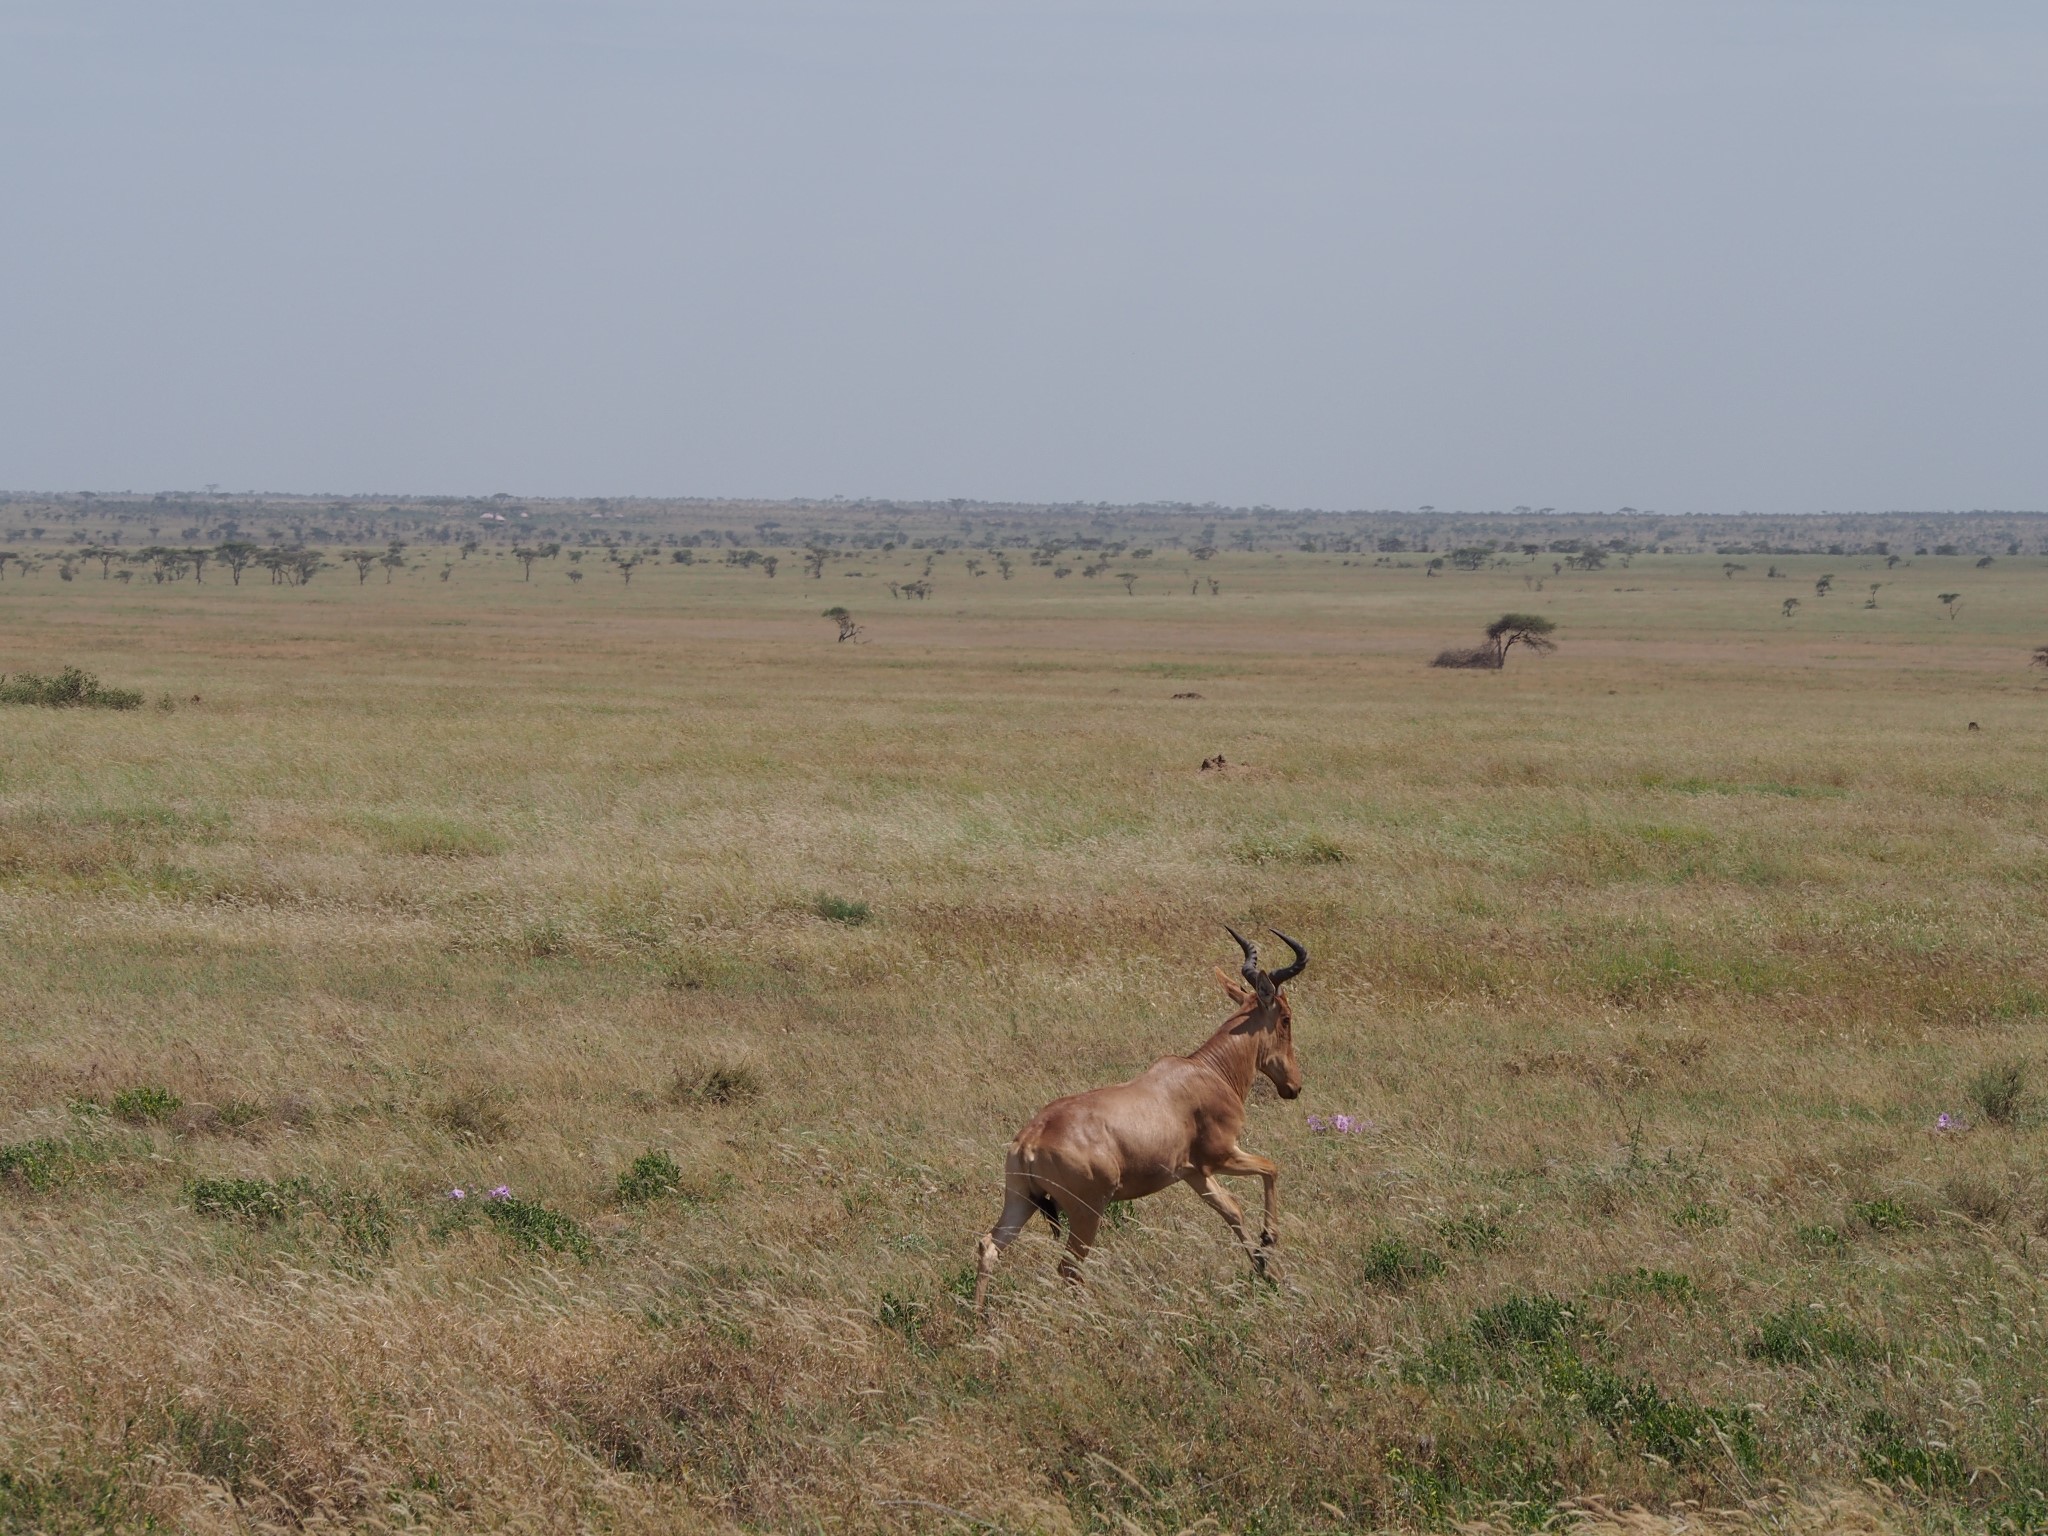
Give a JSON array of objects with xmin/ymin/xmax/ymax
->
[
  {"xmin": 1596, "ymin": 1267, "xmax": 1699, "ymax": 1305},
  {"xmin": 1849, "ymin": 1197, "xmax": 1917, "ymax": 1233},
  {"xmin": 1231, "ymin": 829, "xmax": 1346, "ymax": 865},
  {"xmin": 813, "ymin": 893, "xmax": 872, "ymax": 925},
  {"xmin": 0, "ymin": 1135, "xmax": 108, "ymax": 1193},
  {"xmin": 111, "ymin": 1084, "xmax": 182, "ymax": 1123},
  {"xmin": 1361, "ymin": 1236, "xmax": 1445, "ymax": 1289},
  {"xmin": 361, "ymin": 813, "xmax": 506, "ymax": 858},
  {"xmin": 479, "ymin": 1195, "xmax": 593, "ymax": 1260},
  {"xmin": 1471, "ymin": 1293, "xmax": 1579, "ymax": 1348},
  {"xmin": 188, "ymin": 1175, "xmax": 313, "ymax": 1225},
  {"xmin": 1858, "ymin": 1409, "xmax": 1966, "ymax": 1492},
  {"xmin": 1746, "ymin": 1304, "xmax": 1880, "ymax": 1367}
]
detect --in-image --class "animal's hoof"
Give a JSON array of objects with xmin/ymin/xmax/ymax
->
[{"xmin": 1259, "ymin": 1230, "xmax": 1278, "ymax": 1249}]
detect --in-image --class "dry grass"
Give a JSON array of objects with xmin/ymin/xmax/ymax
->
[{"xmin": 3, "ymin": 532, "xmax": 2046, "ymax": 1532}]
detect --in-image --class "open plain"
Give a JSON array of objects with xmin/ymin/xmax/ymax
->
[{"xmin": 3, "ymin": 512, "xmax": 2046, "ymax": 1533}]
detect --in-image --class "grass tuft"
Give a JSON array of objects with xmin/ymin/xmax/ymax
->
[
  {"xmin": 188, "ymin": 1176, "xmax": 311, "ymax": 1225},
  {"xmin": 670, "ymin": 1060, "xmax": 762, "ymax": 1107},
  {"xmin": 812, "ymin": 893, "xmax": 872, "ymax": 925},
  {"xmin": 111, "ymin": 1085, "xmax": 182, "ymax": 1123},
  {"xmin": 1968, "ymin": 1060, "xmax": 2029, "ymax": 1125}
]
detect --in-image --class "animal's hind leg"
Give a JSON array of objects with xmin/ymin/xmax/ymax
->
[
  {"xmin": 972, "ymin": 1191, "xmax": 1037, "ymax": 1314},
  {"xmin": 1184, "ymin": 1171, "xmax": 1268, "ymax": 1277},
  {"xmin": 1057, "ymin": 1200, "xmax": 1103, "ymax": 1285}
]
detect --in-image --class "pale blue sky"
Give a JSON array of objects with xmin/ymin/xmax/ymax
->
[{"xmin": 2, "ymin": 3, "xmax": 2043, "ymax": 510}]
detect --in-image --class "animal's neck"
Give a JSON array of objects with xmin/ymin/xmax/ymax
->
[{"xmin": 1189, "ymin": 1008, "xmax": 1261, "ymax": 1101}]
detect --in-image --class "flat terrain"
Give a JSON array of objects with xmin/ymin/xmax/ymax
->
[{"xmin": 3, "ymin": 538, "xmax": 2046, "ymax": 1533}]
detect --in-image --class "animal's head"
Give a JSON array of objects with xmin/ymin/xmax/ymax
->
[{"xmin": 1216, "ymin": 925, "xmax": 1308, "ymax": 1099}]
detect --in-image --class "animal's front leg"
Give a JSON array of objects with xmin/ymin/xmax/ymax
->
[
  {"xmin": 1218, "ymin": 1147, "xmax": 1280, "ymax": 1254},
  {"xmin": 1184, "ymin": 1171, "xmax": 1265, "ymax": 1274}
]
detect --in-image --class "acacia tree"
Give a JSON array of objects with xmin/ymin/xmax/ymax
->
[
  {"xmin": 343, "ymin": 549, "xmax": 379, "ymax": 584},
  {"xmin": 1940, "ymin": 592, "xmax": 1963, "ymax": 620},
  {"xmin": 615, "ymin": 553, "xmax": 642, "ymax": 585},
  {"xmin": 823, "ymin": 605, "xmax": 863, "ymax": 642},
  {"xmin": 1432, "ymin": 612, "xmax": 1558, "ymax": 670},
  {"xmin": 215, "ymin": 541, "xmax": 258, "ymax": 585}
]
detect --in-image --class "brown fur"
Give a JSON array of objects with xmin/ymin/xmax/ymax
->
[{"xmin": 973, "ymin": 957, "xmax": 1302, "ymax": 1310}]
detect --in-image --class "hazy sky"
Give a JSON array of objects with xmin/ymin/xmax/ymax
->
[{"xmin": 3, "ymin": 3, "xmax": 2043, "ymax": 511}]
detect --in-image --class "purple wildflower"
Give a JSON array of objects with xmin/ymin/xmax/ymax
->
[
  {"xmin": 488, "ymin": 1185, "xmax": 512, "ymax": 1200},
  {"xmin": 447, "ymin": 1188, "xmax": 466, "ymax": 1200},
  {"xmin": 1309, "ymin": 1112, "xmax": 1367, "ymax": 1135}
]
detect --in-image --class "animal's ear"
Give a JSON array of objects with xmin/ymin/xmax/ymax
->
[{"xmin": 1212, "ymin": 966, "xmax": 1254, "ymax": 1003}]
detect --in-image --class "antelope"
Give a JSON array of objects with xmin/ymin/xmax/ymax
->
[{"xmin": 972, "ymin": 927, "xmax": 1307, "ymax": 1311}]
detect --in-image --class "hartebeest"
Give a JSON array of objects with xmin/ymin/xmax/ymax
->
[{"xmin": 972, "ymin": 927, "xmax": 1307, "ymax": 1310}]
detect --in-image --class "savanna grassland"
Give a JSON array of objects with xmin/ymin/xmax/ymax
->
[{"xmin": 3, "ymin": 509, "xmax": 2047, "ymax": 1535}]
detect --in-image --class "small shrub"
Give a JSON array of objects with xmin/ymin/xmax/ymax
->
[
  {"xmin": 1859, "ymin": 1409, "xmax": 1966, "ymax": 1491},
  {"xmin": 813, "ymin": 894, "xmax": 871, "ymax": 925},
  {"xmin": 615, "ymin": 1149, "xmax": 682, "ymax": 1204},
  {"xmin": 1969, "ymin": 1060, "xmax": 2028, "ymax": 1125},
  {"xmin": 111, "ymin": 1085, "xmax": 182, "ymax": 1123},
  {"xmin": 1430, "ymin": 645, "xmax": 1501, "ymax": 669},
  {"xmin": 1362, "ymin": 1237, "xmax": 1445, "ymax": 1289},
  {"xmin": 670, "ymin": 1060, "xmax": 762, "ymax": 1107},
  {"xmin": 0, "ymin": 666, "xmax": 144, "ymax": 710},
  {"xmin": 188, "ymin": 1176, "xmax": 311, "ymax": 1225},
  {"xmin": 481, "ymin": 1195, "xmax": 593, "ymax": 1260},
  {"xmin": 1746, "ymin": 1304, "xmax": 1879, "ymax": 1366},
  {"xmin": 0, "ymin": 1138, "xmax": 72, "ymax": 1193}
]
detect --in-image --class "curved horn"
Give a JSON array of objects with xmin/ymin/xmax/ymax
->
[
  {"xmin": 1268, "ymin": 928, "xmax": 1308, "ymax": 984},
  {"xmin": 1223, "ymin": 924, "xmax": 1262, "ymax": 985}
]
